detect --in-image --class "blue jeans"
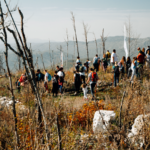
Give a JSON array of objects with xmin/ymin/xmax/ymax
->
[
  {"xmin": 58, "ymin": 85, "xmax": 63, "ymax": 94},
  {"xmin": 90, "ymin": 83, "xmax": 96, "ymax": 97},
  {"xmin": 114, "ymin": 74, "xmax": 119, "ymax": 87}
]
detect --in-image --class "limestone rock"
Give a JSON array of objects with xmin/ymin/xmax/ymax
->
[{"xmin": 93, "ymin": 110, "xmax": 116, "ymax": 134}]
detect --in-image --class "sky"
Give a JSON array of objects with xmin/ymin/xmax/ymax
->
[{"xmin": 1, "ymin": 0, "xmax": 150, "ymax": 42}]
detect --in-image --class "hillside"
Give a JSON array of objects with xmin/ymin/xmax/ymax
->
[{"xmin": 0, "ymin": 36, "xmax": 150, "ymax": 71}]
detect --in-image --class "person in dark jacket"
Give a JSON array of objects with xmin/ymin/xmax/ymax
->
[
  {"xmin": 52, "ymin": 71, "xmax": 59, "ymax": 97},
  {"xmin": 113, "ymin": 62, "xmax": 120, "ymax": 87},
  {"xmin": 36, "ymin": 69, "xmax": 44, "ymax": 82}
]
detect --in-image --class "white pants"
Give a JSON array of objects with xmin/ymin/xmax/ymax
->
[
  {"xmin": 82, "ymin": 87, "xmax": 88, "ymax": 99},
  {"xmin": 130, "ymin": 69, "xmax": 136, "ymax": 81}
]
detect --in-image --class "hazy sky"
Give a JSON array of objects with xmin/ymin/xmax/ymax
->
[{"xmin": 1, "ymin": 0, "xmax": 150, "ymax": 42}]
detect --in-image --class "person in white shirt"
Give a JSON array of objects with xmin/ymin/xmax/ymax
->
[
  {"xmin": 82, "ymin": 83, "xmax": 88, "ymax": 100},
  {"xmin": 57, "ymin": 67, "xmax": 64, "ymax": 94},
  {"xmin": 79, "ymin": 63, "xmax": 87, "ymax": 83},
  {"xmin": 146, "ymin": 50, "xmax": 150, "ymax": 68},
  {"xmin": 93, "ymin": 54, "xmax": 98, "ymax": 72},
  {"xmin": 44, "ymin": 70, "xmax": 49, "ymax": 92},
  {"xmin": 76, "ymin": 56, "xmax": 81, "ymax": 64},
  {"xmin": 111, "ymin": 49, "xmax": 118, "ymax": 65}
]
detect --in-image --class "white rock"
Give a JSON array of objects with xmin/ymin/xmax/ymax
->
[
  {"xmin": 128, "ymin": 114, "xmax": 150, "ymax": 147},
  {"xmin": 93, "ymin": 110, "xmax": 116, "ymax": 134},
  {"xmin": 0, "ymin": 96, "xmax": 26, "ymax": 110}
]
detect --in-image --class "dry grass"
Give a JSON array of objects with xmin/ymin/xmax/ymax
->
[{"xmin": 0, "ymin": 67, "xmax": 150, "ymax": 149}]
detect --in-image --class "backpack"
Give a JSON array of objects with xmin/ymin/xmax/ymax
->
[
  {"xmin": 114, "ymin": 66, "xmax": 120, "ymax": 74},
  {"xmin": 93, "ymin": 57, "xmax": 98, "ymax": 64},
  {"xmin": 91, "ymin": 72, "xmax": 97, "ymax": 82},
  {"xmin": 106, "ymin": 52, "xmax": 111, "ymax": 58},
  {"xmin": 38, "ymin": 73, "xmax": 44, "ymax": 81},
  {"xmin": 79, "ymin": 66, "xmax": 84, "ymax": 73},
  {"xmin": 52, "ymin": 76, "xmax": 57, "ymax": 84},
  {"xmin": 103, "ymin": 58, "xmax": 108, "ymax": 66},
  {"xmin": 48, "ymin": 74, "xmax": 52, "ymax": 82},
  {"xmin": 75, "ymin": 73, "xmax": 81, "ymax": 84}
]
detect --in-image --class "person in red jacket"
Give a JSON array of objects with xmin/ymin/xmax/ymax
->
[
  {"xmin": 19, "ymin": 74, "xmax": 27, "ymax": 86},
  {"xmin": 137, "ymin": 47, "xmax": 145, "ymax": 65}
]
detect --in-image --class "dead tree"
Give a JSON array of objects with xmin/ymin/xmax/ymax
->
[
  {"xmin": 0, "ymin": 2, "xmax": 19, "ymax": 148},
  {"xmin": 40, "ymin": 53, "xmax": 45, "ymax": 70},
  {"xmin": 73, "ymin": 36, "xmax": 75, "ymax": 59},
  {"xmin": 49, "ymin": 40, "xmax": 52, "ymax": 68},
  {"xmin": 71, "ymin": 12, "xmax": 79, "ymax": 57},
  {"xmin": 100, "ymin": 28, "xmax": 107, "ymax": 55},
  {"xmin": 93, "ymin": 32, "xmax": 98, "ymax": 54},
  {"xmin": 83, "ymin": 22, "xmax": 89, "ymax": 59},
  {"xmin": 125, "ymin": 17, "xmax": 140, "ymax": 57},
  {"xmin": 65, "ymin": 29, "xmax": 69, "ymax": 70},
  {"xmin": 1, "ymin": 2, "xmax": 50, "ymax": 149}
]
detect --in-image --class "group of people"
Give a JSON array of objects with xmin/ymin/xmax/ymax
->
[
  {"xmin": 111, "ymin": 46, "xmax": 150, "ymax": 86},
  {"xmin": 16, "ymin": 45, "xmax": 150, "ymax": 100}
]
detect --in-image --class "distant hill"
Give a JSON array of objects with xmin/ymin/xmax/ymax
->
[{"xmin": 0, "ymin": 36, "xmax": 150, "ymax": 71}]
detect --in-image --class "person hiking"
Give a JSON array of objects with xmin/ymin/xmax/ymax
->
[
  {"xmin": 76, "ymin": 56, "xmax": 81, "ymax": 65},
  {"xmin": 86, "ymin": 68, "xmax": 98, "ymax": 99},
  {"xmin": 74, "ymin": 68, "xmax": 82, "ymax": 95},
  {"xmin": 137, "ymin": 47, "xmax": 145, "ymax": 65},
  {"xmin": 130, "ymin": 57, "xmax": 137, "ymax": 82},
  {"xmin": 146, "ymin": 46, "xmax": 150, "ymax": 54},
  {"xmin": 85, "ymin": 59, "xmax": 90, "ymax": 73},
  {"xmin": 111, "ymin": 49, "xmax": 118, "ymax": 66},
  {"xmin": 113, "ymin": 62, "xmax": 120, "ymax": 87},
  {"xmin": 79, "ymin": 63, "xmax": 87, "ymax": 84},
  {"xmin": 52, "ymin": 71, "xmax": 59, "ymax": 97},
  {"xmin": 102, "ymin": 54, "xmax": 108, "ymax": 73},
  {"xmin": 44, "ymin": 70, "xmax": 51, "ymax": 93},
  {"xmin": 19, "ymin": 73, "xmax": 28, "ymax": 87},
  {"xmin": 75, "ymin": 62, "xmax": 80, "ymax": 71},
  {"xmin": 93, "ymin": 54, "xmax": 98, "ymax": 72},
  {"xmin": 57, "ymin": 67, "xmax": 64, "ymax": 95},
  {"xmin": 126, "ymin": 57, "xmax": 131, "ymax": 75},
  {"xmin": 56, "ymin": 66, "xmax": 60, "ymax": 73},
  {"xmin": 120, "ymin": 56, "xmax": 126, "ymax": 79},
  {"xmin": 82, "ymin": 83, "xmax": 88, "ymax": 100},
  {"xmin": 146, "ymin": 50, "xmax": 150, "ymax": 68},
  {"xmin": 106, "ymin": 50, "xmax": 111, "ymax": 65},
  {"xmin": 35, "ymin": 69, "xmax": 44, "ymax": 82}
]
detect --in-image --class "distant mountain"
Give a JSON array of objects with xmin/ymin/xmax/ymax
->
[{"xmin": 0, "ymin": 36, "xmax": 150, "ymax": 72}]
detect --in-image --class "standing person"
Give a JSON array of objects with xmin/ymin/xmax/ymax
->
[
  {"xmin": 113, "ymin": 62, "xmax": 120, "ymax": 87},
  {"xmin": 52, "ymin": 71, "xmax": 59, "ymax": 97},
  {"xmin": 86, "ymin": 68, "xmax": 98, "ymax": 99},
  {"xmin": 126, "ymin": 57, "xmax": 131, "ymax": 75},
  {"xmin": 146, "ymin": 46, "xmax": 150, "ymax": 54},
  {"xmin": 137, "ymin": 47, "xmax": 145, "ymax": 65},
  {"xmin": 74, "ymin": 68, "xmax": 82, "ymax": 95},
  {"xmin": 56, "ymin": 66, "xmax": 60, "ymax": 73},
  {"xmin": 142, "ymin": 48, "xmax": 145, "ymax": 53},
  {"xmin": 35, "ymin": 69, "xmax": 44, "ymax": 82},
  {"xmin": 44, "ymin": 70, "xmax": 51, "ymax": 93},
  {"xmin": 85, "ymin": 59, "xmax": 91, "ymax": 73},
  {"xmin": 19, "ymin": 73, "xmax": 27, "ymax": 87},
  {"xmin": 93, "ymin": 54, "xmax": 98, "ymax": 72},
  {"xmin": 106, "ymin": 50, "xmax": 111, "ymax": 65},
  {"xmin": 111, "ymin": 49, "xmax": 118, "ymax": 66},
  {"xmin": 79, "ymin": 63, "xmax": 87, "ymax": 84},
  {"xmin": 130, "ymin": 57, "xmax": 137, "ymax": 82},
  {"xmin": 76, "ymin": 56, "xmax": 80, "ymax": 64},
  {"xmin": 120, "ymin": 56, "xmax": 126, "ymax": 79},
  {"xmin": 146, "ymin": 50, "xmax": 150, "ymax": 68},
  {"xmin": 102, "ymin": 54, "xmax": 108, "ymax": 73},
  {"xmin": 82, "ymin": 83, "xmax": 88, "ymax": 100},
  {"xmin": 57, "ymin": 67, "xmax": 64, "ymax": 95}
]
